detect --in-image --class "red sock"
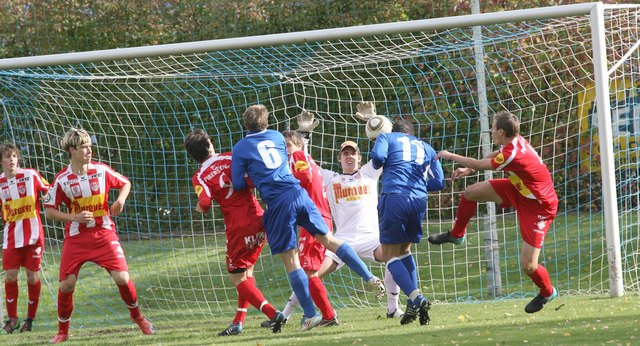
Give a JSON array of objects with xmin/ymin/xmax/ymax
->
[
  {"xmin": 236, "ymin": 279, "xmax": 276, "ymax": 319},
  {"xmin": 57, "ymin": 289, "xmax": 74, "ymax": 334},
  {"xmin": 308, "ymin": 276, "xmax": 334, "ymax": 320},
  {"xmin": 233, "ymin": 293, "xmax": 250, "ymax": 324},
  {"xmin": 528, "ymin": 265, "xmax": 554, "ymax": 297},
  {"xmin": 450, "ymin": 195, "xmax": 477, "ymax": 238},
  {"xmin": 27, "ymin": 280, "xmax": 41, "ymax": 319},
  {"xmin": 117, "ymin": 280, "xmax": 142, "ymax": 320},
  {"xmin": 4, "ymin": 281, "xmax": 18, "ymax": 319}
]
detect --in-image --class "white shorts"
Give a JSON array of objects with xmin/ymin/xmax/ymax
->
[{"xmin": 325, "ymin": 235, "xmax": 380, "ymax": 269}]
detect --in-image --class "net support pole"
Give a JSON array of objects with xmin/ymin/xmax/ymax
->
[
  {"xmin": 472, "ymin": 0, "xmax": 502, "ymax": 298},
  {"xmin": 590, "ymin": 2, "xmax": 624, "ymax": 297}
]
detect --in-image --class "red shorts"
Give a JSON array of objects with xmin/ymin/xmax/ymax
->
[
  {"xmin": 226, "ymin": 220, "xmax": 266, "ymax": 273},
  {"xmin": 2, "ymin": 244, "xmax": 44, "ymax": 272},
  {"xmin": 59, "ymin": 229, "xmax": 129, "ymax": 281},
  {"xmin": 298, "ymin": 217, "xmax": 331, "ymax": 271},
  {"xmin": 489, "ymin": 179, "xmax": 557, "ymax": 248}
]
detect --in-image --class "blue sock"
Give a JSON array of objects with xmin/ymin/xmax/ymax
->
[
  {"xmin": 288, "ymin": 268, "xmax": 316, "ymax": 318},
  {"xmin": 336, "ymin": 243, "xmax": 373, "ymax": 281},
  {"xmin": 399, "ymin": 254, "xmax": 426, "ymax": 305},
  {"xmin": 400, "ymin": 254, "xmax": 418, "ymax": 289},
  {"xmin": 387, "ymin": 258, "xmax": 418, "ymax": 297}
]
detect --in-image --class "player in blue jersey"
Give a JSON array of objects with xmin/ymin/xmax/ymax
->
[
  {"xmin": 231, "ymin": 104, "xmax": 384, "ymax": 332},
  {"xmin": 370, "ymin": 119, "xmax": 445, "ymax": 326}
]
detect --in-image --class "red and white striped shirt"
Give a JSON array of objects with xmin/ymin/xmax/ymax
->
[
  {"xmin": 1, "ymin": 168, "xmax": 49, "ymax": 249},
  {"xmin": 44, "ymin": 162, "xmax": 129, "ymax": 238}
]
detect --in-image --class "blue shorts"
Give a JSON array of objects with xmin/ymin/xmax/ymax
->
[
  {"xmin": 378, "ymin": 194, "xmax": 426, "ymax": 245},
  {"xmin": 263, "ymin": 187, "xmax": 329, "ymax": 255}
]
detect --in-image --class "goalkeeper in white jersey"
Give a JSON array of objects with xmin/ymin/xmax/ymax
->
[{"xmin": 271, "ymin": 105, "xmax": 402, "ymax": 323}]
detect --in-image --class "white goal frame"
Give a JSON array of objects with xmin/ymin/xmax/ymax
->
[{"xmin": 0, "ymin": 1, "xmax": 634, "ymax": 298}]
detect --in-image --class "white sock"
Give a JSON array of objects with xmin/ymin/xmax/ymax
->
[
  {"xmin": 384, "ymin": 267, "xmax": 400, "ymax": 313},
  {"xmin": 282, "ymin": 292, "xmax": 299, "ymax": 319}
]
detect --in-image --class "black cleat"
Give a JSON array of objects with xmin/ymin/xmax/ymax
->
[
  {"xmin": 427, "ymin": 231, "xmax": 465, "ymax": 245},
  {"xmin": 525, "ymin": 287, "xmax": 558, "ymax": 313}
]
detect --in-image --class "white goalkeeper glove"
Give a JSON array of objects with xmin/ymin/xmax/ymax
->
[
  {"xmin": 296, "ymin": 110, "xmax": 320, "ymax": 134},
  {"xmin": 354, "ymin": 101, "xmax": 376, "ymax": 122}
]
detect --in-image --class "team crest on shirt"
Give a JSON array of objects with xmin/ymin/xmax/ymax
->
[
  {"xmin": 90, "ymin": 181, "xmax": 99, "ymax": 192},
  {"xmin": 494, "ymin": 153, "xmax": 505, "ymax": 164},
  {"xmin": 71, "ymin": 185, "xmax": 82, "ymax": 198},
  {"xmin": 18, "ymin": 185, "xmax": 26, "ymax": 195}
]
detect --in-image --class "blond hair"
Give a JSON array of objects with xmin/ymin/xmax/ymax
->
[
  {"xmin": 243, "ymin": 104, "xmax": 269, "ymax": 132},
  {"xmin": 61, "ymin": 128, "xmax": 92, "ymax": 153}
]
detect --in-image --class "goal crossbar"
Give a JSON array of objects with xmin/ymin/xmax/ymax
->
[{"xmin": 0, "ymin": 3, "xmax": 598, "ymax": 70}]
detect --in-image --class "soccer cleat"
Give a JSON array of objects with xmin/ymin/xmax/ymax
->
[
  {"xmin": 300, "ymin": 314, "xmax": 322, "ymax": 332},
  {"xmin": 1, "ymin": 319, "xmax": 19, "ymax": 334},
  {"xmin": 20, "ymin": 318, "xmax": 33, "ymax": 332},
  {"xmin": 400, "ymin": 300, "xmax": 418, "ymax": 325},
  {"xmin": 50, "ymin": 333, "xmax": 68, "ymax": 343},
  {"xmin": 386, "ymin": 308, "xmax": 404, "ymax": 318},
  {"xmin": 260, "ymin": 316, "xmax": 288, "ymax": 328},
  {"xmin": 427, "ymin": 231, "xmax": 465, "ymax": 246},
  {"xmin": 525, "ymin": 287, "xmax": 558, "ymax": 314},
  {"xmin": 218, "ymin": 323, "xmax": 242, "ymax": 336},
  {"xmin": 271, "ymin": 311, "xmax": 286, "ymax": 333},
  {"xmin": 133, "ymin": 316, "xmax": 156, "ymax": 335},
  {"xmin": 317, "ymin": 311, "xmax": 339, "ymax": 327},
  {"xmin": 368, "ymin": 277, "xmax": 386, "ymax": 300},
  {"xmin": 417, "ymin": 298, "xmax": 431, "ymax": 325}
]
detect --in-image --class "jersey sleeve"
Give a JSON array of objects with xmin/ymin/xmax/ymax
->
[
  {"xmin": 491, "ymin": 144, "xmax": 514, "ymax": 171},
  {"xmin": 360, "ymin": 160, "xmax": 382, "ymax": 180},
  {"xmin": 319, "ymin": 167, "xmax": 336, "ymax": 188},
  {"xmin": 291, "ymin": 151, "xmax": 312, "ymax": 188},
  {"xmin": 371, "ymin": 134, "xmax": 390, "ymax": 169},
  {"xmin": 44, "ymin": 178, "xmax": 65, "ymax": 209},
  {"xmin": 103, "ymin": 164, "xmax": 130, "ymax": 190},
  {"xmin": 231, "ymin": 143, "xmax": 248, "ymax": 191},
  {"xmin": 424, "ymin": 144, "xmax": 445, "ymax": 192},
  {"xmin": 32, "ymin": 169, "xmax": 50, "ymax": 194},
  {"xmin": 192, "ymin": 173, "xmax": 213, "ymax": 213}
]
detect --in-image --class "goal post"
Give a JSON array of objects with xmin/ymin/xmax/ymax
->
[{"xmin": 0, "ymin": 2, "xmax": 638, "ymax": 327}]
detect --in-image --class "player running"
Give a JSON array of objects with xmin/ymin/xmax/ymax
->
[
  {"xmin": 185, "ymin": 129, "xmax": 281, "ymax": 336},
  {"xmin": 427, "ymin": 110, "xmax": 558, "ymax": 313},
  {"xmin": 0, "ymin": 143, "xmax": 49, "ymax": 334}
]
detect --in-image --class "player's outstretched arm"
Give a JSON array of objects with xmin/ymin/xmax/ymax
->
[{"xmin": 437, "ymin": 150, "xmax": 493, "ymax": 171}]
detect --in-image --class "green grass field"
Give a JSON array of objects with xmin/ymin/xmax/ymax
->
[
  {"xmin": 2, "ymin": 211, "xmax": 637, "ymax": 345},
  {"xmin": 2, "ymin": 294, "xmax": 639, "ymax": 345}
]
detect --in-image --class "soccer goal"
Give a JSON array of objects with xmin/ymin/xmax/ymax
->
[{"xmin": 0, "ymin": 2, "xmax": 638, "ymax": 327}]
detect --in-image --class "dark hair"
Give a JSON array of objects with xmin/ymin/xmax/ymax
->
[
  {"xmin": 184, "ymin": 129, "xmax": 212, "ymax": 163},
  {"xmin": 0, "ymin": 142, "xmax": 21, "ymax": 163},
  {"xmin": 493, "ymin": 111, "xmax": 520, "ymax": 138},
  {"xmin": 392, "ymin": 119, "xmax": 414, "ymax": 136},
  {"xmin": 243, "ymin": 104, "xmax": 269, "ymax": 132},
  {"xmin": 282, "ymin": 130, "xmax": 304, "ymax": 147}
]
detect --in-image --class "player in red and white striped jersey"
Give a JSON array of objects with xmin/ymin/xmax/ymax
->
[
  {"xmin": 185, "ymin": 129, "xmax": 281, "ymax": 336},
  {"xmin": 0, "ymin": 143, "xmax": 49, "ymax": 334},
  {"xmin": 44, "ymin": 128, "xmax": 155, "ymax": 343},
  {"xmin": 428, "ymin": 111, "xmax": 559, "ymax": 314}
]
